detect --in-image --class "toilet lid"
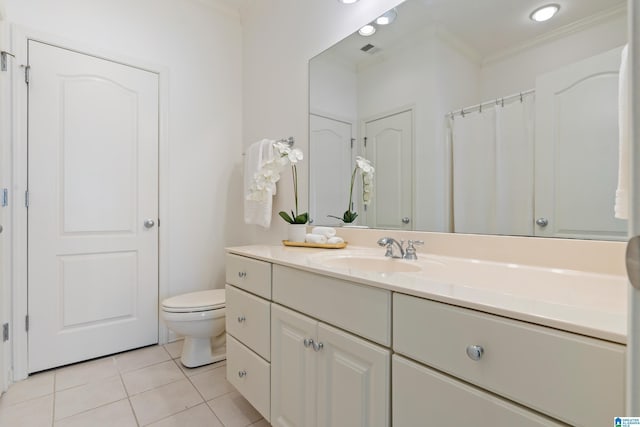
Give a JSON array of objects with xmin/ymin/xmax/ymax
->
[{"xmin": 162, "ymin": 289, "xmax": 225, "ymax": 313}]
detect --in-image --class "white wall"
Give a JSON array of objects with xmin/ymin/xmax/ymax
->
[
  {"xmin": 240, "ymin": 0, "xmax": 403, "ymax": 243},
  {"xmin": 3, "ymin": 0, "xmax": 243, "ymax": 296}
]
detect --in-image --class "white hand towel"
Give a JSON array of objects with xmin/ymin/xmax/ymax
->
[
  {"xmin": 305, "ymin": 233, "xmax": 328, "ymax": 244},
  {"xmin": 244, "ymin": 139, "xmax": 276, "ymax": 227},
  {"xmin": 327, "ymin": 236, "xmax": 344, "ymax": 244},
  {"xmin": 615, "ymin": 44, "xmax": 629, "ymax": 219},
  {"xmin": 311, "ymin": 226, "xmax": 336, "ymax": 238}
]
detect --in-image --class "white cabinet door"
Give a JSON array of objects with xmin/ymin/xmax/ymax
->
[
  {"xmin": 316, "ymin": 323, "xmax": 390, "ymax": 427},
  {"xmin": 393, "ymin": 355, "xmax": 564, "ymax": 427},
  {"xmin": 535, "ymin": 46, "xmax": 626, "ymax": 240},
  {"xmin": 27, "ymin": 40, "xmax": 159, "ymax": 372},
  {"xmin": 271, "ymin": 304, "xmax": 317, "ymax": 427}
]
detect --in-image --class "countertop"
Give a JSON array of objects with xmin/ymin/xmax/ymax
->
[{"xmin": 226, "ymin": 244, "xmax": 627, "ymax": 345}]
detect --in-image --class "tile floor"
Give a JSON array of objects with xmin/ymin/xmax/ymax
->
[{"xmin": 0, "ymin": 341, "xmax": 270, "ymax": 427}]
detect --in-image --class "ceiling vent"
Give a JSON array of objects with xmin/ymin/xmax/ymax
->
[{"xmin": 360, "ymin": 44, "xmax": 381, "ymax": 54}]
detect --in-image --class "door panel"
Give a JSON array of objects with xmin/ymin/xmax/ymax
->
[
  {"xmin": 535, "ymin": 46, "xmax": 626, "ymax": 240},
  {"xmin": 27, "ymin": 40, "xmax": 159, "ymax": 372},
  {"xmin": 309, "ymin": 114, "xmax": 352, "ymax": 226},
  {"xmin": 364, "ymin": 110, "xmax": 413, "ymax": 229}
]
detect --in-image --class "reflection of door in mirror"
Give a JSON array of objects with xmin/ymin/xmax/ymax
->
[
  {"xmin": 363, "ymin": 109, "xmax": 413, "ymax": 230},
  {"xmin": 309, "ymin": 114, "xmax": 353, "ymax": 226},
  {"xmin": 535, "ymin": 46, "xmax": 627, "ymax": 240}
]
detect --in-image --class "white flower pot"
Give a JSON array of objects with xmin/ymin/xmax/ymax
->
[{"xmin": 287, "ymin": 224, "xmax": 307, "ymax": 242}]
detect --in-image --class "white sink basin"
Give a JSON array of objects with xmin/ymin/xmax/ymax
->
[{"xmin": 314, "ymin": 254, "xmax": 422, "ymax": 273}]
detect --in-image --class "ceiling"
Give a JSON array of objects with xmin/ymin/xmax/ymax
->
[{"xmin": 321, "ymin": 0, "xmax": 626, "ymax": 66}]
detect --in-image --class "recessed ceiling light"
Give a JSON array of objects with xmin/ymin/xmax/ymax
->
[
  {"xmin": 338, "ymin": 0, "xmax": 359, "ymax": 4},
  {"xmin": 530, "ymin": 4, "xmax": 560, "ymax": 22},
  {"xmin": 375, "ymin": 8, "xmax": 397, "ymax": 25},
  {"xmin": 358, "ymin": 24, "xmax": 376, "ymax": 36}
]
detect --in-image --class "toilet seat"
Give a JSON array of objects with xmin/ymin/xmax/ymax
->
[{"xmin": 161, "ymin": 289, "xmax": 225, "ymax": 313}]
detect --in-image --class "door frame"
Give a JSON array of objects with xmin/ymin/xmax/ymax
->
[{"xmin": 8, "ymin": 25, "xmax": 171, "ymax": 381}]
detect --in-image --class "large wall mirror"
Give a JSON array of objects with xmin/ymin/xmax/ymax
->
[{"xmin": 309, "ymin": 0, "xmax": 627, "ymax": 240}]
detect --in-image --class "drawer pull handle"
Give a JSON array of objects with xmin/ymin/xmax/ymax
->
[
  {"xmin": 303, "ymin": 338, "xmax": 314, "ymax": 348},
  {"xmin": 238, "ymin": 271, "xmax": 247, "ymax": 278},
  {"xmin": 237, "ymin": 315, "xmax": 246, "ymax": 323},
  {"xmin": 238, "ymin": 370, "xmax": 247, "ymax": 378},
  {"xmin": 312, "ymin": 341, "xmax": 324, "ymax": 352},
  {"xmin": 466, "ymin": 345, "xmax": 484, "ymax": 361}
]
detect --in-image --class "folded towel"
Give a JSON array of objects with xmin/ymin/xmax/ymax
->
[
  {"xmin": 311, "ymin": 226, "xmax": 336, "ymax": 238},
  {"xmin": 244, "ymin": 139, "xmax": 276, "ymax": 227},
  {"xmin": 615, "ymin": 44, "xmax": 629, "ymax": 220},
  {"xmin": 327, "ymin": 236, "xmax": 344, "ymax": 244},
  {"xmin": 305, "ymin": 233, "xmax": 328, "ymax": 244}
]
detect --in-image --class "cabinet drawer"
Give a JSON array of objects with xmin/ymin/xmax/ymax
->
[
  {"xmin": 226, "ymin": 285, "xmax": 271, "ymax": 361},
  {"xmin": 226, "ymin": 253, "xmax": 271, "ymax": 299},
  {"xmin": 393, "ymin": 355, "xmax": 563, "ymax": 427},
  {"xmin": 273, "ymin": 265, "xmax": 391, "ymax": 346},
  {"xmin": 393, "ymin": 294, "xmax": 624, "ymax": 427},
  {"xmin": 226, "ymin": 334, "xmax": 270, "ymax": 422}
]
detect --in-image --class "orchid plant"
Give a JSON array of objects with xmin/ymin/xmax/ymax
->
[
  {"xmin": 329, "ymin": 156, "xmax": 375, "ymax": 224},
  {"xmin": 246, "ymin": 141, "xmax": 308, "ymax": 224}
]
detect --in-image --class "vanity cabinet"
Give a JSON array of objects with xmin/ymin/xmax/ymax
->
[
  {"xmin": 271, "ymin": 303, "xmax": 390, "ymax": 427},
  {"xmin": 224, "ymin": 254, "xmax": 272, "ymax": 422},
  {"xmin": 393, "ymin": 293, "xmax": 625, "ymax": 427}
]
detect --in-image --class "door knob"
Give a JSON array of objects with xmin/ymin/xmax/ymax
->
[
  {"xmin": 402, "ymin": 217, "xmax": 410, "ymax": 224},
  {"xmin": 535, "ymin": 217, "xmax": 548, "ymax": 227},
  {"xmin": 143, "ymin": 219, "xmax": 155, "ymax": 229}
]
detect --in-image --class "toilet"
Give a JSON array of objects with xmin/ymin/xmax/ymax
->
[{"xmin": 161, "ymin": 289, "xmax": 226, "ymax": 368}]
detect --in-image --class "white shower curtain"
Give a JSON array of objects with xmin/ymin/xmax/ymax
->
[{"xmin": 451, "ymin": 96, "xmax": 534, "ymax": 235}]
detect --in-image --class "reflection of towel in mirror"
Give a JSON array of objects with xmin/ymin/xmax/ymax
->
[
  {"xmin": 615, "ymin": 44, "xmax": 629, "ymax": 220},
  {"xmin": 244, "ymin": 139, "xmax": 276, "ymax": 227}
]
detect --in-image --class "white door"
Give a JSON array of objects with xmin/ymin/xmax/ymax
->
[
  {"xmin": 535, "ymin": 46, "xmax": 627, "ymax": 240},
  {"xmin": 316, "ymin": 323, "xmax": 390, "ymax": 427},
  {"xmin": 309, "ymin": 114, "xmax": 353, "ymax": 226},
  {"xmin": 364, "ymin": 110, "xmax": 413, "ymax": 229},
  {"xmin": 271, "ymin": 304, "xmax": 317, "ymax": 427},
  {"xmin": 27, "ymin": 41, "xmax": 159, "ymax": 372}
]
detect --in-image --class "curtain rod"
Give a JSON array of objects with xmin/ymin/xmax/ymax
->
[{"xmin": 448, "ymin": 89, "xmax": 535, "ymax": 119}]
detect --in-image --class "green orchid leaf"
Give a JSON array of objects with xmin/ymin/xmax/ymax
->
[{"xmin": 279, "ymin": 211, "xmax": 294, "ymax": 224}]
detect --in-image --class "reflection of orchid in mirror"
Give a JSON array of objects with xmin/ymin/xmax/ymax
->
[{"xmin": 329, "ymin": 156, "xmax": 375, "ymax": 224}]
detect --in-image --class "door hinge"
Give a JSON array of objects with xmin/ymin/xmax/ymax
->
[
  {"xmin": 1, "ymin": 188, "xmax": 7, "ymax": 207},
  {"xmin": 2, "ymin": 323, "xmax": 8, "ymax": 342},
  {"xmin": 350, "ymin": 138, "xmax": 355, "ymax": 149},
  {"xmin": 364, "ymin": 136, "xmax": 367, "ymax": 147},
  {"xmin": 24, "ymin": 190, "xmax": 29, "ymax": 208},
  {"xmin": 25, "ymin": 315, "xmax": 29, "ymax": 332},
  {"xmin": 0, "ymin": 51, "xmax": 15, "ymax": 72},
  {"xmin": 23, "ymin": 65, "xmax": 30, "ymax": 84}
]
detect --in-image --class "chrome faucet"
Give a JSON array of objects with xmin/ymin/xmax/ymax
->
[
  {"xmin": 377, "ymin": 237, "xmax": 405, "ymax": 259},
  {"xmin": 377, "ymin": 237, "xmax": 424, "ymax": 260}
]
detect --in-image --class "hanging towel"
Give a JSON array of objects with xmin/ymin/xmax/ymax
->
[
  {"xmin": 615, "ymin": 44, "xmax": 629, "ymax": 219},
  {"xmin": 244, "ymin": 139, "xmax": 276, "ymax": 227}
]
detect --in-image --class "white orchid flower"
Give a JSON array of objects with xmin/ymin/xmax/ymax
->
[{"xmin": 287, "ymin": 148, "xmax": 303, "ymax": 164}]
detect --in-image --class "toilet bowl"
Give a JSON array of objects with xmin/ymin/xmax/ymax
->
[{"xmin": 161, "ymin": 289, "xmax": 226, "ymax": 368}]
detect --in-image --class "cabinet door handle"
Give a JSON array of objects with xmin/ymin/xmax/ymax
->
[
  {"xmin": 238, "ymin": 370, "xmax": 247, "ymax": 378},
  {"xmin": 312, "ymin": 341, "xmax": 324, "ymax": 352},
  {"xmin": 237, "ymin": 315, "xmax": 246, "ymax": 323},
  {"xmin": 303, "ymin": 338, "xmax": 314, "ymax": 348},
  {"xmin": 238, "ymin": 271, "xmax": 247, "ymax": 278},
  {"xmin": 466, "ymin": 345, "xmax": 484, "ymax": 361}
]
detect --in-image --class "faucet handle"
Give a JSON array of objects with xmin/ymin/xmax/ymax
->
[{"xmin": 404, "ymin": 240, "xmax": 424, "ymax": 260}]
